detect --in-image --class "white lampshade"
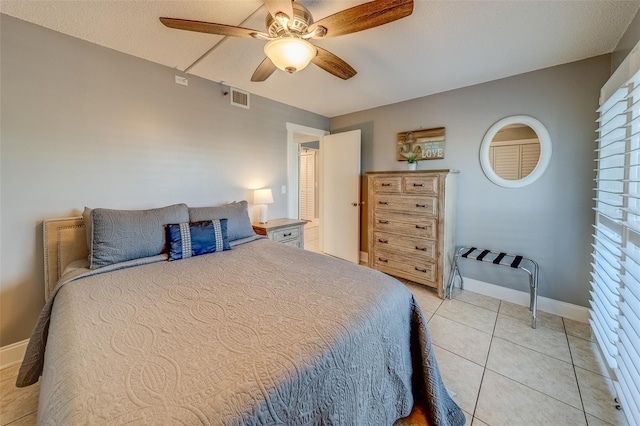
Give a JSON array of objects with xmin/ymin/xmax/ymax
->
[
  {"xmin": 253, "ymin": 188, "xmax": 274, "ymax": 205},
  {"xmin": 264, "ymin": 38, "xmax": 317, "ymax": 74},
  {"xmin": 254, "ymin": 188, "xmax": 273, "ymax": 224}
]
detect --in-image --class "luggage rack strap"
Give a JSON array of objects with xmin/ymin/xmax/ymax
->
[{"xmin": 453, "ymin": 247, "xmax": 534, "ymax": 269}]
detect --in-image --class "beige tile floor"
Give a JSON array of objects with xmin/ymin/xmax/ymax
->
[
  {"xmin": 402, "ymin": 281, "xmax": 628, "ymax": 426},
  {"xmin": 0, "ymin": 285, "xmax": 627, "ymax": 426}
]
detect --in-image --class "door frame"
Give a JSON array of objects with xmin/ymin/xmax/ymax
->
[{"xmin": 286, "ymin": 123, "xmax": 329, "ymax": 220}]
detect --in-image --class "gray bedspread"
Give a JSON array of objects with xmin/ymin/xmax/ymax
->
[{"xmin": 18, "ymin": 238, "xmax": 464, "ymax": 425}]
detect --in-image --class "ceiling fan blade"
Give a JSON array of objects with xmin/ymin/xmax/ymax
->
[
  {"xmin": 308, "ymin": 0, "xmax": 414, "ymax": 38},
  {"xmin": 311, "ymin": 47, "xmax": 357, "ymax": 80},
  {"xmin": 160, "ymin": 17, "xmax": 265, "ymax": 39},
  {"xmin": 251, "ymin": 57, "xmax": 278, "ymax": 82},
  {"xmin": 264, "ymin": 0, "xmax": 294, "ymax": 20}
]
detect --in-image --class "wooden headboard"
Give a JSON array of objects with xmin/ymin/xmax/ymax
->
[{"xmin": 43, "ymin": 217, "xmax": 88, "ymax": 301}]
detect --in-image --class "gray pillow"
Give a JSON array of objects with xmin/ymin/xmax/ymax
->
[
  {"xmin": 89, "ymin": 203, "xmax": 189, "ymax": 269},
  {"xmin": 189, "ymin": 201, "xmax": 255, "ymax": 242}
]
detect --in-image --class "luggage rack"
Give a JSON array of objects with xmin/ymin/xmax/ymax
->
[{"xmin": 447, "ymin": 246, "xmax": 539, "ymax": 328}]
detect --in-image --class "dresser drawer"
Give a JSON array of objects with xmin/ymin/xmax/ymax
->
[
  {"xmin": 373, "ymin": 194, "xmax": 437, "ymax": 216},
  {"xmin": 404, "ymin": 176, "xmax": 439, "ymax": 195},
  {"xmin": 372, "ymin": 176, "xmax": 402, "ymax": 193},
  {"xmin": 372, "ymin": 252, "xmax": 437, "ymax": 283},
  {"xmin": 282, "ymin": 239, "xmax": 301, "ymax": 248},
  {"xmin": 373, "ymin": 212, "xmax": 436, "ymax": 239},
  {"xmin": 269, "ymin": 226, "xmax": 300, "ymax": 242},
  {"xmin": 373, "ymin": 231, "xmax": 436, "ymax": 260}
]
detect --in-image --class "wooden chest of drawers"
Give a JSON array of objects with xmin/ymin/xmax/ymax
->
[{"xmin": 366, "ymin": 170, "xmax": 457, "ymax": 298}]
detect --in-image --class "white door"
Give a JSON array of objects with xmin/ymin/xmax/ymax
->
[{"xmin": 321, "ymin": 130, "xmax": 361, "ymax": 263}]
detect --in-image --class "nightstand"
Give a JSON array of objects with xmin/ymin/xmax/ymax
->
[{"xmin": 252, "ymin": 218, "xmax": 306, "ymax": 248}]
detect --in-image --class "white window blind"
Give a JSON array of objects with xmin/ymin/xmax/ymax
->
[{"xmin": 592, "ymin": 67, "xmax": 640, "ymax": 426}]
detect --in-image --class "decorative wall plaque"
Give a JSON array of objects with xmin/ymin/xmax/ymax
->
[{"xmin": 397, "ymin": 127, "xmax": 446, "ymax": 161}]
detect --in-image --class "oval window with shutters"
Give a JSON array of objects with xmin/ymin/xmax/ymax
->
[{"xmin": 480, "ymin": 115, "xmax": 552, "ymax": 188}]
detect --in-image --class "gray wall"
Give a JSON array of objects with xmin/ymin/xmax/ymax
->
[
  {"xmin": 0, "ymin": 15, "xmax": 329, "ymax": 347},
  {"xmin": 612, "ymin": 7, "xmax": 640, "ymax": 72},
  {"xmin": 331, "ymin": 55, "xmax": 611, "ymax": 307}
]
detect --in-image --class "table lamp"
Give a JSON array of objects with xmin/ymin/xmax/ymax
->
[{"xmin": 253, "ymin": 188, "xmax": 274, "ymax": 223}]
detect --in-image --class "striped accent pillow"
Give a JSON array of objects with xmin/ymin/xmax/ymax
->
[{"xmin": 166, "ymin": 219, "xmax": 230, "ymax": 261}]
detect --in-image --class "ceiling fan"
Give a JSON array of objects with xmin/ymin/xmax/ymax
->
[{"xmin": 160, "ymin": 0, "xmax": 414, "ymax": 82}]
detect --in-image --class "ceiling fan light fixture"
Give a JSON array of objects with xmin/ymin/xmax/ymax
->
[{"xmin": 264, "ymin": 38, "xmax": 317, "ymax": 74}]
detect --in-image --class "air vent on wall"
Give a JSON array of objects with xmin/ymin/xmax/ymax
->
[{"xmin": 230, "ymin": 87, "xmax": 250, "ymax": 109}]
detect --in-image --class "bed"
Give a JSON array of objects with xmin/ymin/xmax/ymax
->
[{"xmin": 17, "ymin": 202, "xmax": 464, "ymax": 425}]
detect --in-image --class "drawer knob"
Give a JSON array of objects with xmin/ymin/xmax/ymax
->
[
  {"xmin": 379, "ymin": 220, "xmax": 389, "ymax": 224},
  {"xmin": 413, "ymin": 183, "xmax": 425, "ymax": 187},
  {"xmin": 416, "ymin": 204, "xmax": 428, "ymax": 208},
  {"xmin": 378, "ymin": 239, "xmax": 389, "ymax": 244},
  {"xmin": 381, "ymin": 183, "xmax": 392, "ymax": 187},
  {"xmin": 415, "ymin": 267, "xmax": 427, "ymax": 273},
  {"xmin": 415, "ymin": 246, "xmax": 427, "ymax": 251},
  {"xmin": 378, "ymin": 201, "xmax": 389, "ymax": 205},
  {"xmin": 378, "ymin": 257, "xmax": 388, "ymax": 263},
  {"xmin": 283, "ymin": 232, "xmax": 292, "ymax": 237},
  {"xmin": 415, "ymin": 225, "xmax": 428, "ymax": 230}
]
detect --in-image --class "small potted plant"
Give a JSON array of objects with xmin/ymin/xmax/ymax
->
[{"xmin": 406, "ymin": 152, "xmax": 418, "ymax": 170}]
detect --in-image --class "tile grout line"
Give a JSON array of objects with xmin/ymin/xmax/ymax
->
[
  {"xmin": 431, "ymin": 343, "xmax": 485, "ymax": 370},
  {"xmin": 484, "ymin": 323, "xmax": 586, "ymax": 411},
  {"xmin": 469, "ymin": 299, "xmax": 502, "ymax": 425},
  {"xmin": 4, "ymin": 410, "xmax": 36, "ymax": 426},
  {"xmin": 0, "ymin": 367, "xmax": 36, "ymax": 426},
  {"xmin": 493, "ymin": 314, "xmax": 576, "ymax": 364},
  {"xmin": 489, "ymin": 334, "xmax": 574, "ymax": 366},
  {"xmin": 430, "ymin": 311, "xmax": 495, "ymax": 336},
  {"xmin": 426, "ymin": 288, "xmax": 602, "ymax": 425},
  {"xmin": 432, "ymin": 291, "xmax": 586, "ymax": 418},
  {"xmin": 490, "ymin": 308, "xmax": 586, "ymax": 412},
  {"xmin": 453, "ymin": 291, "xmax": 571, "ymax": 337},
  {"xmin": 565, "ymin": 332, "xmax": 615, "ymax": 381},
  {"xmin": 565, "ymin": 329, "xmax": 621, "ymax": 425},
  {"xmin": 431, "ymin": 342, "xmax": 487, "ymax": 374},
  {"xmin": 564, "ymin": 317, "xmax": 590, "ymax": 426},
  {"xmin": 486, "ymin": 369, "xmax": 588, "ymax": 414},
  {"xmin": 437, "ymin": 308, "xmax": 572, "ymax": 365},
  {"xmin": 449, "ymin": 292, "xmax": 500, "ymax": 314},
  {"xmin": 432, "ymin": 292, "xmax": 486, "ymax": 424},
  {"xmin": 489, "ymin": 316, "xmax": 588, "ymax": 412}
]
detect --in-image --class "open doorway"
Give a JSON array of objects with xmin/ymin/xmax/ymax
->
[
  {"xmin": 286, "ymin": 123, "xmax": 361, "ymax": 263},
  {"xmin": 299, "ymin": 141, "xmax": 320, "ymax": 252},
  {"xmin": 286, "ymin": 123, "xmax": 329, "ymax": 253}
]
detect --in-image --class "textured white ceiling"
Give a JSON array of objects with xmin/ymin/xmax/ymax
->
[{"xmin": 2, "ymin": 1, "xmax": 639, "ymax": 117}]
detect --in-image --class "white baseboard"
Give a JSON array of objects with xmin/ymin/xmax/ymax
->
[
  {"xmin": 459, "ymin": 276, "xmax": 590, "ymax": 323},
  {"xmin": 0, "ymin": 339, "xmax": 28, "ymax": 370},
  {"xmin": 359, "ymin": 251, "xmax": 367, "ymax": 263}
]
